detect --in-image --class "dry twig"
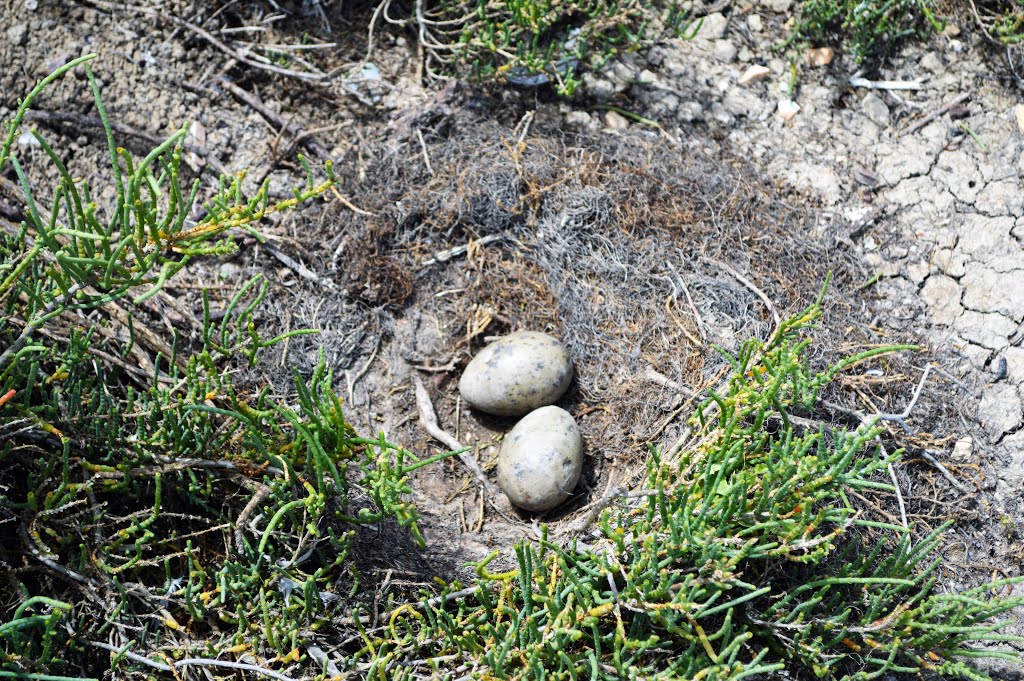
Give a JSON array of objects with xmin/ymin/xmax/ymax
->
[
  {"xmin": 25, "ymin": 109, "xmax": 229, "ymax": 177},
  {"xmin": 410, "ymin": 374, "xmax": 500, "ymax": 499},
  {"xmin": 218, "ymin": 78, "xmax": 331, "ymax": 160},
  {"xmin": 901, "ymin": 93, "xmax": 972, "ymax": 136},
  {"xmin": 86, "ymin": 0, "xmax": 344, "ymax": 85},
  {"xmin": 707, "ymin": 258, "xmax": 782, "ymax": 328},
  {"xmin": 89, "ymin": 641, "xmax": 298, "ymax": 681}
]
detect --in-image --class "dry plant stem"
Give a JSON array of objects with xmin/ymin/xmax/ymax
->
[
  {"xmin": 19, "ymin": 523, "xmax": 104, "ymax": 603},
  {"xmin": 921, "ymin": 450, "xmax": 971, "ymax": 494},
  {"xmin": 104, "ymin": 299, "xmax": 179, "ymax": 367},
  {"xmin": 423, "ymin": 234, "xmax": 504, "ymax": 266},
  {"xmin": 416, "ymin": 128, "xmax": 434, "ymax": 176},
  {"xmin": 901, "ymin": 92, "xmax": 972, "ymax": 136},
  {"xmin": 0, "ymin": 282, "xmax": 83, "ymax": 370},
  {"xmin": 706, "ymin": 258, "xmax": 782, "ymax": 328},
  {"xmin": 887, "ymin": 460, "xmax": 910, "ymax": 531},
  {"xmin": 85, "ymin": 0, "xmax": 341, "ymax": 84},
  {"xmin": 329, "ymin": 186, "xmax": 375, "ymax": 217},
  {"xmin": 645, "ymin": 368, "xmax": 686, "ymax": 394},
  {"xmin": 667, "ymin": 261, "xmax": 707, "ymax": 341},
  {"xmin": 88, "ymin": 641, "xmax": 298, "ymax": 681},
  {"xmin": 263, "ymin": 243, "xmax": 337, "ymax": 290},
  {"xmin": 347, "ymin": 337, "xmax": 381, "ymax": 407},
  {"xmin": 560, "ymin": 485, "xmax": 624, "ymax": 537},
  {"xmin": 218, "ymin": 79, "xmax": 331, "ymax": 160},
  {"xmin": 235, "ymin": 482, "xmax": 272, "ymax": 555},
  {"xmin": 967, "ymin": 0, "xmax": 1006, "ymax": 46},
  {"xmin": 410, "ymin": 374, "xmax": 499, "ymax": 499},
  {"xmin": 849, "ymin": 76, "xmax": 925, "ymax": 90},
  {"xmin": 25, "ymin": 109, "xmax": 230, "ymax": 177},
  {"xmin": 6, "ymin": 314, "xmax": 171, "ymax": 384}
]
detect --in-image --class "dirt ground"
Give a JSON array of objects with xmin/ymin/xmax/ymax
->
[{"xmin": 1, "ymin": 0, "xmax": 1022, "ymax": 676}]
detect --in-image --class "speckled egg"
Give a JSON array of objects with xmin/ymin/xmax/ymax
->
[
  {"xmin": 458, "ymin": 332, "xmax": 573, "ymax": 417},
  {"xmin": 497, "ymin": 406, "xmax": 583, "ymax": 512}
]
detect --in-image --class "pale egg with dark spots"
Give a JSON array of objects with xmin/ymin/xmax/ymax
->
[
  {"xmin": 458, "ymin": 331, "xmax": 573, "ymax": 417},
  {"xmin": 497, "ymin": 406, "xmax": 583, "ymax": 512}
]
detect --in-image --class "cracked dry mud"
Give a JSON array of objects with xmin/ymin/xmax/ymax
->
[
  {"xmin": 592, "ymin": 10, "xmax": 1024, "ymax": 445},
  {"xmin": 584, "ymin": 3, "xmax": 1024, "ymax": 665}
]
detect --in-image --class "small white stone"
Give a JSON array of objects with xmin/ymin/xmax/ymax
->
[
  {"xmin": 218, "ymin": 262, "xmax": 242, "ymax": 280},
  {"xmin": 459, "ymin": 332, "xmax": 573, "ymax": 416},
  {"xmin": 604, "ymin": 110, "xmax": 630, "ymax": 130},
  {"xmin": 565, "ymin": 111, "xmax": 596, "ymax": 130},
  {"xmin": 497, "ymin": 406, "xmax": 583, "ymax": 512},
  {"xmin": 713, "ymin": 40, "xmax": 738, "ymax": 63},
  {"xmin": 637, "ymin": 69, "xmax": 658, "ymax": 84},
  {"xmin": 747, "ymin": 14, "xmax": 763, "ymax": 32},
  {"xmin": 805, "ymin": 47, "xmax": 834, "ymax": 66},
  {"xmin": 920, "ymin": 52, "xmax": 944, "ymax": 74},
  {"xmin": 738, "ymin": 64, "xmax": 771, "ymax": 86},
  {"xmin": 950, "ymin": 435, "xmax": 973, "ymax": 463},
  {"xmin": 776, "ymin": 99, "xmax": 800, "ymax": 121},
  {"xmin": 861, "ymin": 92, "xmax": 890, "ymax": 127},
  {"xmin": 696, "ymin": 12, "xmax": 728, "ymax": 40},
  {"xmin": 6, "ymin": 23, "xmax": 28, "ymax": 46}
]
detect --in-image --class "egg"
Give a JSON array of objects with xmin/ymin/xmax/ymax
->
[
  {"xmin": 458, "ymin": 332, "xmax": 573, "ymax": 416},
  {"xmin": 497, "ymin": 406, "xmax": 583, "ymax": 512}
]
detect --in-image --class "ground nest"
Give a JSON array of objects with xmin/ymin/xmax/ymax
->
[{"xmin": 217, "ymin": 84, "xmax": 965, "ymax": 586}]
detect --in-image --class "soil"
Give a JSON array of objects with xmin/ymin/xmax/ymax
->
[{"xmin": 1, "ymin": 0, "xmax": 1022, "ymax": 676}]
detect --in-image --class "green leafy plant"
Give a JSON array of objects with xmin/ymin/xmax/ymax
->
[
  {"xmin": 785, "ymin": 0, "xmax": 944, "ymax": 65},
  {"xmin": 365, "ymin": 286, "xmax": 1023, "ymax": 680},
  {"xmin": 0, "ymin": 56, "xmax": 451, "ymax": 676},
  {"xmin": 970, "ymin": 0, "xmax": 1024, "ymax": 44},
  {"xmin": 397, "ymin": 0, "xmax": 696, "ymax": 95},
  {"xmin": 3, "ymin": 53, "xmax": 1022, "ymax": 681}
]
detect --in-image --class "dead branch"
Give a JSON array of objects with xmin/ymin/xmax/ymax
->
[
  {"xmin": 218, "ymin": 78, "xmax": 332, "ymax": 161},
  {"xmin": 411, "ymin": 374, "xmax": 500, "ymax": 499},
  {"xmin": 85, "ymin": 0, "xmax": 344, "ymax": 85},
  {"xmin": 901, "ymin": 93, "xmax": 972, "ymax": 136},
  {"xmin": 707, "ymin": 258, "xmax": 782, "ymax": 328},
  {"xmin": 25, "ymin": 109, "xmax": 230, "ymax": 178}
]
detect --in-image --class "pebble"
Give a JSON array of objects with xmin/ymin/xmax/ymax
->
[
  {"xmin": 698, "ymin": 12, "xmax": 728, "ymax": 40},
  {"xmin": 739, "ymin": 64, "xmax": 771, "ymax": 86},
  {"xmin": 861, "ymin": 92, "xmax": 890, "ymax": 126},
  {"xmin": 747, "ymin": 14, "xmax": 763, "ymax": 32},
  {"xmin": 218, "ymin": 262, "xmax": 242, "ymax": 280},
  {"xmin": 805, "ymin": 47, "xmax": 834, "ymax": 66},
  {"xmin": 950, "ymin": 435, "xmax": 973, "ymax": 463},
  {"xmin": 604, "ymin": 110, "xmax": 630, "ymax": 130},
  {"xmin": 713, "ymin": 40, "xmax": 738, "ymax": 63},
  {"xmin": 459, "ymin": 331, "xmax": 573, "ymax": 417},
  {"xmin": 497, "ymin": 406, "xmax": 583, "ymax": 512},
  {"xmin": 565, "ymin": 110, "xmax": 596, "ymax": 130},
  {"xmin": 777, "ymin": 99, "xmax": 800, "ymax": 121},
  {"xmin": 582, "ymin": 73, "xmax": 614, "ymax": 102},
  {"xmin": 6, "ymin": 23, "xmax": 28, "ymax": 47},
  {"xmin": 920, "ymin": 52, "xmax": 944, "ymax": 74}
]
